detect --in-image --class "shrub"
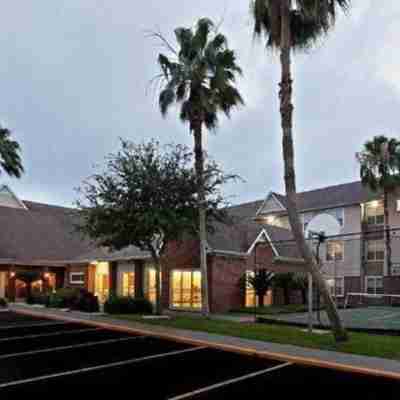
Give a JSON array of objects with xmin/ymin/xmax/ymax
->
[
  {"xmin": 26, "ymin": 292, "xmax": 50, "ymax": 306},
  {"xmin": 104, "ymin": 296, "xmax": 153, "ymax": 315},
  {"xmin": 0, "ymin": 298, "xmax": 7, "ymax": 308},
  {"xmin": 70, "ymin": 289, "xmax": 100, "ymax": 313}
]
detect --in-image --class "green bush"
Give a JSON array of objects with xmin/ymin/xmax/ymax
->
[
  {"xmin": 104, "ymin": 296, "xmax": 153, "ymax": 315},
  {"xmin": 0, "ymin": 298, "xmax": 7, "ymax": 308},
  {"xmin": 47, "ymin": 288, "xmax": 99, "ymax": 313},
  {"xmin": 26, "ymin": 292, "xmax": 50, "ymax": 306}
]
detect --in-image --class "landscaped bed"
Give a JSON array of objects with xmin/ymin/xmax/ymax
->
[
  {"xmin": 112, "ymin": 314, "xmax": 400, "ymax": 361},
  {"xmin": 231, "ymin": 305, "xmax": 315, "ymax": 315}
]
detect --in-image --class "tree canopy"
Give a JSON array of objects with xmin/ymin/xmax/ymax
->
[
  {"xmin": 0, "ymin": 126, "xmax": 24, "ymax": 178},
  {"xmin": 251, "ymin": 0, "xmax": 351, "ymax": 50},
  {"xmin": 156, "ymin": 17, "xmax": 244, "ymax": 131},
  {"xmin": 77, "ymin": 140, "xmax": 235, "ymax": 257}
]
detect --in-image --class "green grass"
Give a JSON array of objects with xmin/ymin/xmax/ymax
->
[
  {"xmin": 231, "ymin": 304, "xmax": 314, "ymax": 315},
  {"xmin": 112, "ymin": 314, "xmax": 400, "ymax": 361}
]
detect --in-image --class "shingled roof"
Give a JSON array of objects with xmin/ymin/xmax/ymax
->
[
  {"xmin": 259, "ymin": 181, "xmax": 380, "ymax": 216},
  {"xmin": 0, "ymin": 193, "xmax": 295, "ymax": 265}
]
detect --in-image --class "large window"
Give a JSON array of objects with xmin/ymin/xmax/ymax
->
[
  {"xmin": 170, "ymin": 270, "xmax": 201, "ymax": 310},
  {"xmin": 366, "ymin": 276, "xmax": 384, "ymax": 295},
  {"xmin": 365, "ymin": 202, "xmax": 384, "ymax": 225},
  {"xmin": 244, "ymin": 270, "xmax": 272, "ymax": 307},
  {"xmin": 122, "ymin": 272, "xmax": 135, "ymax": 297},
  {"xmin": 326, "ymin": 241, "xmax": 344, "ymax": 262},
  {"xmin": 325, "ymin": 277, "xmax": 344, "ymax": 297},
  {"xmin": 144, "ymin": 266, "xmax": 158, "ymax": 305},
  {"xmin": 70, "ymin": 272, "xmax": 85, "ymax": 285},
  {"xmin": 366, "ymin": 240, "xmax": 385, "ymax": 262}
]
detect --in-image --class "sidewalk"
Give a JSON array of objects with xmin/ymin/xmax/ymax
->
[{"xmin": 10, "ymin": 304, "xmax": 400, "ymax": 380}]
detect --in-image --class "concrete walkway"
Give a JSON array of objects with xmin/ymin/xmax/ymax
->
[{"xmin": 9, "ymin": 304, "xmax": 400, "ymax": 380}]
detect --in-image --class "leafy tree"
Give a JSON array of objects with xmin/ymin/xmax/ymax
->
[
  {"xmin": 0, "ymin": 125, "xmax": 24, "ymax": 178},
  {"xmin": 241, "ymin": 269, "xmax": 274, "ymax": 307},
  {"xmin": 273, "ymin": 273, "xmax": 294, "ymax": 306},
  {"xmin": 250, "ymin": 0, "xmax": 350, "ymax": 342},
  {"xmin": 291, "ymin": 273, "xmax": 308, "ymax": 305},
  {"xmin": 155, "ymin": 18, "xmax": 244, "ymax": 316},
  {"xmin": 77, "ymin": 140, "xmax": 233, "ymax": 315},
  {"xmin": 357, "ymin": 135, "xmax": 400, "ymax": 275}
]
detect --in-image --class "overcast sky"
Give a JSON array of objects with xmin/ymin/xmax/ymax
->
[{"xmin": 1, "ymin": 1, "xmax": 400, "ymax": 207}]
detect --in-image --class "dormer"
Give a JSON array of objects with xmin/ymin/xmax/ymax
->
[{"xmin": 0, "ymin": 185, "xmax": 27, "ymax": 209}]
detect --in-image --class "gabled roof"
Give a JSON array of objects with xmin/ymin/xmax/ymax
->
[
  {"xmin": 0, "ymin": 200, "xmax": 148, "ymax": 265},
  {"xmin": 257, "ymin": 181, "xmax": 380, "ymax": 216},
  {"xmin": 0, "ymin": 185, "xmax": 27, "ymax": 209}
]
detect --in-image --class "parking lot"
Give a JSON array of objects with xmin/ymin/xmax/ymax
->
[{"xmin": 0, "ymin": 311, "xmax": 399, "ymax": 397}]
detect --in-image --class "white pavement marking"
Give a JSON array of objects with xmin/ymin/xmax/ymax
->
[
  {"xmin": 168, "ymin": 362, "xmax": 293, "ymax": 400},
  {"xmin": 0, "ymin": 346, "xmax": 208, "ymax": 389},
  {"xmin": 0, "ymin": 321, "xmax": 69, "ymax": 330},
  {"xmin": 0, "ymin": 328, "xmax": 102, "ymax": 343},
  {"xmin": 0, "ymin": 335, "xmax": 145, "ymax": 360}
]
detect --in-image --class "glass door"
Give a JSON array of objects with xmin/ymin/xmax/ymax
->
[{"xmin": 94, "ymin": 262, "xmax": 109, "ymax": 303}]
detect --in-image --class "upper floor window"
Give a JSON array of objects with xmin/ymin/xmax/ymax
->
[
  {"xmin": 366, "ymin": 240, "xmax": 385, "ymax": 262},
  {"xmin": 326, "ymin": 241, "xmax": 344, "ymax": 262},
  {"xmin": 365, "ymin": 201, "xmax": 384, "ymax": 225},
  {"xmin": 366, "ymin": 276, "xmax": 383, "ymax": 295}
]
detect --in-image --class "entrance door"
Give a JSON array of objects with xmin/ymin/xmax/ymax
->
[
  {"xmin": 0, "ymin": 272, "xmax": 5, "ymax": 298},
  {"xmin": 94, "ymin": 262, "xmax": 109, "ymax": 303},
  {"xmin": 144, "ymin": 267, "xmax": 157, "ymax": 305}
]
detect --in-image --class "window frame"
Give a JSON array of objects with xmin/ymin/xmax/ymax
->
[
  {"xmin": 122, "ymin": 271, "xmax": 135, "ymax": 297},
  {"xmin": 365, "ymin": 202, "xmax": 384, "ymax": 226},
  {"xmin": 169, "ymin": 269, "xmax": 202, "ymax": 311},
  {"xmin": 365, "ymin": 276, "xmax": 384, "ymax": 295},
  {"xmin": 325, "ymin": 241, "xmax": 344, "ymax": 262},
  {"xmin": 70, "ymin": 272, "xmax": 85, "ymax": 285},
  {"xmin": 366, "ymin": 240, "xmax": 385, "ymax": 262}
]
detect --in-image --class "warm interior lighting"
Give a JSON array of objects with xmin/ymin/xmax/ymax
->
[
  {"xmin": 44, "ymin": 273, "xmax": 50, "ymax": 279},
  {"xmin": 9, "ymin": 272, "xmax": 15, "ymax": 278}
]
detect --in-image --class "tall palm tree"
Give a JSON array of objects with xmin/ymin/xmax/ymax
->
[
  {"xmin": 0, "ymin": 125, "xmax": 24, "ymax": 178},
  {"xmin": 251, "ymin": 0, "xmax": 351, "ymax": 341},
  {"xmin": 156, "ymin": 18, "xmax": 244, "ymax": 315},
  {"xmin": 357, "ymin": 135, "xmax": 400, "ymax": 277}
]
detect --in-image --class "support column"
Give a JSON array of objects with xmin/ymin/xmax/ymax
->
[
  {"xmin": 109, "ymin": 261, "xmax": 118, "ymax": 297},
  {"xmin": 308, "ymin": 272, "xmax": 313, "ymax": 333},
  {"xmin": 134, "ymin": 260, "xmax": 144, "ymax": 298},
  {"xmin": 7, "ymin": 268, "xmax": 16, "ymax": 302}
]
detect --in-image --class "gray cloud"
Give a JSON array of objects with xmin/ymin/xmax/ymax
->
[{"xmin": 1, "ymin": 1, "xmax": 399, "ymax": 207}]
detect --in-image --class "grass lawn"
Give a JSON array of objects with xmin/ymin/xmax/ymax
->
[
  {"xmin": 112, "ymin": 314, "xmax": 400, "ymax": 361},
  {"xmin": 230, "ymin": 304, "xmax": 314, "ymax": 315}
]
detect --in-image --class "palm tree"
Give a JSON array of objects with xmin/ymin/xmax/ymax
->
[
  {"xmin": 156, "ymin": 18, "xmax": 244, "ymax": 316},
  {"xmin": 243, "ymin": 269, "xmax": 274, "ymax": 307},
  {"xmin": 357, "ymin": 135, "xmax": 400, "ymax": 277},
  {"xmin": 0, "ymin": 125, "xmax": 24, "ymax": 178},
  {"xmin": 251, "ymin": 0, "xmax": 351, "ymax": 341}
]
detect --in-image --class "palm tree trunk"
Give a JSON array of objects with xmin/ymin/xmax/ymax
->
[
  {"xmin": 384, "ymin": 190, "xmax": 392, "ymax": 276},
  {"xmin": 258, "ymin": 293, "xmax": 265, "ymax": 308},
  {"xmin": 279, "ymin": 0, "xmax": 347, "ymax": 342},
  {"xmin": 193, "ymin": 121, "xmax": 210, "ymax": 316}
]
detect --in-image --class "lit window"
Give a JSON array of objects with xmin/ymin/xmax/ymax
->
[
  {"xmin": 170, "ymin": 270, "xmax": 201, "ymax": 310},
  {"xmin": 365, "ymin": 201, "xmax": 384, "ymax": 225},
  {"xmin": 144, "ymin": 267, "xmax": 158, "ymax": 305},
  {"xmin": 366, "ymin": 240, "xmax": 385, "ymax": 262},
  {"xmin": 122, "ymin": 272, "xmax": 135, "ymax": 297},
  {"xmin": 326, "ymin": 241, "xmax": 344, "ymax": 261},
  {"xmin": 366, "ymin": 276, "xmax": 384, "ymax": 295},
  {"xmin": 70, "ymin": 272, "xmax": 85, "ymax": 284}
]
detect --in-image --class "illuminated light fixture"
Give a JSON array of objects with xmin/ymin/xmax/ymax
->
[
  {"xmin": 370, "ymin": 200, "xmax": 380, "ymax": 208},
  {"xmin": 44, "ymin": 273, "xmax": 50, "ymax": 279},
  {"xmin": 266, "ymin": 216, "xmax": 275, "ymax": 224},
  {"xmin": 10, "ymin": 272, "xmax": 15, "ymax": 278},
  {"xmin": 397, "ymin": 200, "xmax": 400, "ymax": 212}
]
